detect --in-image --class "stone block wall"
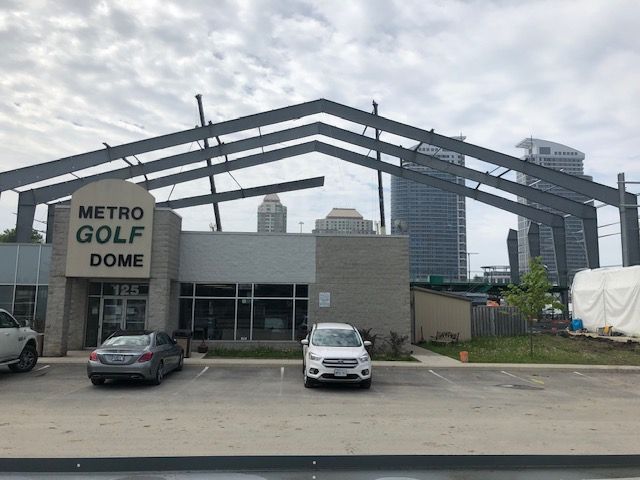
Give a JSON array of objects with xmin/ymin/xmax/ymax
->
[{"xmin": 309, "ymin": 235, "xmax": 411, "ymax": 346}]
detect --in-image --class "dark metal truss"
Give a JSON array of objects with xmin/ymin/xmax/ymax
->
[{"xmin": 2, "ymin": 99, "xmax": 637, "ymax": 286}]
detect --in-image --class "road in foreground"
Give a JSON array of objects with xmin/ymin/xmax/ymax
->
[{"xmin": 1, "ymin": 364, "xmax": 639, "ymax": 457}]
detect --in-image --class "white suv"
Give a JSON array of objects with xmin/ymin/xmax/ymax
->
[
  {"xmin": 301, "ymin": 322, "xmax": 372, "ymax": 389},
  {"xmin": 0, "ymin": 309, "xmax": 39, "ymax": 372}
]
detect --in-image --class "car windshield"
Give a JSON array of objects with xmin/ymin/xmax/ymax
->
[
  {"xmin": 312, "ymin": 329, "xmax": 361, "ymax": 347},
  {"xmin": 102, "ymin": 335, "xmax": 151, "ymax": 347}
]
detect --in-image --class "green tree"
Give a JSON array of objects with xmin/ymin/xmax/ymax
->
[
  {"xmin": 0, "ymin": 228, "xmax": 44, "ymax": 243},
  {"xmin": 505, "ymin": 256, "xmax": 564, "ymax": 356}
]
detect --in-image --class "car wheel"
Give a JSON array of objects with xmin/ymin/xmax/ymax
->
[
  {"xmin": 152, "ymin": 361, "xmax": 164, "ymax": 385},
  {"xmin": 303, "ymin": 372, "xmax": 315, "ymax": 388},
  {"xmin": 176, "ymin": 353, "xmax": 184, "ymax": 372},
  {"xmin": 91, "ymin": 377, "xmax": 105, "ymax": 386},
  {"xmin": 8, "ymin": 344, "xmax": 38, "ymax": 373},
  {"xmin": 360, "ymin": 378, "xmax": 372, "ymax": 389}
]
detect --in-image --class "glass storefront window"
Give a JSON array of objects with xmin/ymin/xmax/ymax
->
[
  {"xmin": 178, "ymin": 283, "xmax": 308, "ymax": 342},
  {"xmin": 13, "ymin": 285, "xmax": 36, "ymax": 327},
  {"xmin": 254, "ymin": 284, "xmax": 293, "ymax": 298},
  {"xmin": 102, "ymin": 283, "xmax": 149, "ymax": 296},
  {"xmin": 194, "ymin": 299, "xmax": 235, "ymax": 340},
  {"xmin": 88, "ymin": 283, "xmax": 101, "ymax": 295},
  {"xmin": 0, "ymin": 285, "xmax": 14, "ymax": 313},
  {"xmin": 236, "ymin": 298, "xmax": 251, "ymax": 340},
  {"xmin": 34, "ymin": 286, "xmax": 48, "ymax": 333},
  {"xmin": 195, "ymin": 284, "xmax": 236, "ymax": 297},
  {"xmin": 238, "ymin": 284, "xmax": 252, "ymax": 298},
  {"xmin": 252, "ymin": 299, "xmax": 293, "ymax": 340},
  {"xmin": 180, "ymin": 283, "xmax": 194, "ymax": 296},
  {"xmin": 85, "ymin": 297, "xmax": 100, "ymax": 348},
  {"xmin": 295, "ymin": 300, "xmax": 308, "ymax": 340},
  {"xmin": 179, "ymin": 298, "xmax": 193, "ymax": 331}
]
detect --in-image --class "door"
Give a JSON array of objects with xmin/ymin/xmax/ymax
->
[
  {"xmin": 0, "ymin": 311, "xmax": 21, "ymax": 361},
  {"xmin": 100, "ymin": 298, "xmax": 124, "ymax": 344},
  {"xmin": 99, "ymin": 297, "xmax": 148, "ymax": 344},
  {"xmin": 124, "ymin": 299, "xmax": 146, "ymax": 331}
]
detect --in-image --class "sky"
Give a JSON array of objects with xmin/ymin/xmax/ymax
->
[{"xmin": 1, "ymin": 0, "xmax": 639, "ymax": 275}]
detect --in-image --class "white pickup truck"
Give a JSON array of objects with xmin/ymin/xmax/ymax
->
[{"xmin": 0, "ymin": 308, "xmax": 39, "ymax": 372}]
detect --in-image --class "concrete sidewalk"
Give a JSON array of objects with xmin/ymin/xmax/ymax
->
[{"xmin": 38, "ymin": 348, "xmax": 640, "ymax": 371}]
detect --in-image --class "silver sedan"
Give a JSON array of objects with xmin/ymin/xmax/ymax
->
[{"xmin": 87, "ymin": 330, "xmax": 183, "ymax": 386}]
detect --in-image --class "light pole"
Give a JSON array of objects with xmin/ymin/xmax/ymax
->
[{"xmin": 467, "ymin": 252, "xmax": 478, "ymax": 281}]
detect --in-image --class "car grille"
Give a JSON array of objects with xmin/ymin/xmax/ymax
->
[
  {"xmin": 322, "ymin": 358, "xmax": 358, "ymax": 368},
  {"xmin": 320, "ymin": 373, "xmax": 360, "ymax": 380}
]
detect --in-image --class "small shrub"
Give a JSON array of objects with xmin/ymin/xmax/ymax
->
[{"xmin": 387, "ymin": 330, "xmax": 409, "ymax": 358}]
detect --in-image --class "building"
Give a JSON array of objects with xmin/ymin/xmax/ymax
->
[
  {"xmin": 515, "ymin": 138, "xmax": 590, "ymax": 285},
  {"xmin": 313, "ymin": 208, "xmax": 375, "ymax": 235},
  {"xmin": 257, "ymin": 194, "xmax": 287, "ymax": 233},
  {"xmin": 480, "ymin": 265, "xmax": 511, "ymax": 284},
  {"xmin": 391, "ymin": 138, "xmax": 467, "ymax": 282},
  {"xmin": 0, "ymin": 179, "xmax": 410, "ymax": 355}
]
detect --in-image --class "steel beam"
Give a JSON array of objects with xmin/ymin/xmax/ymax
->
[
  {"xmin": 315, "ymin": 142, "xmax": 566, "ymax": 228},
  {"xmin": 507, "ymin": 229, "xmax": 520, "ymax": 284},
  {"xmin": 156, "ymin": 177, "xmax": 324, "ymax": 210},
  {"xmin": 21, "ymin": 124, "xmax": 321, "ymax": 205},
  {"xmin": 0, "ymin": 100, "xmax": 325, "ymax": 191},
  {"xmin": 552, "ymin": 224, "xmax": 570, "ymax": 309},
  {"xmin": 318, "ymin": 123, "xmax": 597, "ymax": 219},
  {"xmin": 46, "ymin": 204, "xmax": 56, "ymax": 243},
  {"xmin": 527, "ymin": 222, "xmax": 541, "ymax": 259},
  {"xmin": 582, "ymin": 217, "xmax": 600, "ymax": 269}
]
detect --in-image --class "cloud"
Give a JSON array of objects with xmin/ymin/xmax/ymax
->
[{"xmin": 0, "ymin": 0, "xmax": 638, "ymax": 270}]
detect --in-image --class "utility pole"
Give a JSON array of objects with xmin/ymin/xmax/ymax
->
[
  {"xmin": 195, "ymin": 94, "xmax": 222, "ymax": 231},
  {"xmin": 373, "ymin": 100, "xmax": 386, "ymax": 235},
  {"xmin": 467, "ymin": 252, "xmax": 478, "ymax": 281}
]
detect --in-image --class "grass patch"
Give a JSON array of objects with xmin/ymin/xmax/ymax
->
[
  {"xmin": 419, "ymin": 334, "xmax": 640, "ymax": 365},
  {"xmin": 204, "ymin": 347, "xmax": 302, "ymax": 359},
  {"xmin": 372, "ymin": 353, "xmax": 419, "ymax": 362},
  {"xmin": 203, "ymin": 347, "xmax": 417, "ymax": 361}
]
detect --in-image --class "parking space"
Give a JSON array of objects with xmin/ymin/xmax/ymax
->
[{"xmin": 1, "ymin": 363, "xmax": 640, "ymax": 457}]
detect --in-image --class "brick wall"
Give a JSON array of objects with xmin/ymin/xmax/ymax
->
[{"xmin": 309, "ymin": 235, "xmax": 411, "ymax": 346}]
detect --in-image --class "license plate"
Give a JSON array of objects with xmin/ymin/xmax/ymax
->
[
  {"xmin": 334, "ymin": 368, "xmax": 347, "ymax": 377},
  {"xmin": 111, "ymin": 355, "xmax": 125, "ymax": 362}
]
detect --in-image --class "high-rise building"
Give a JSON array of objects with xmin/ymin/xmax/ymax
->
[
  {"xmin": 390, "ymin": 138, "xmax": 467, "ymax": 281},
  {"xmin": 257, "ymin": 194, "xmax": 287, "ymax": 233},
  {"xmin": 515, "ymin": 138, "xmax": 590, "ymax": 285},
  {"xmin": 313, "ymin": 208, "xmax": 375, "ymax": 235}
]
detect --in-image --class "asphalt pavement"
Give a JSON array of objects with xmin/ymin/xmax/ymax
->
[{"xmin": 1, "ymin": 362, "xmax": 640, "ymax": 458}]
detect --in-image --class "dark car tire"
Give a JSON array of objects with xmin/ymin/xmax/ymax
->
[
  {"xmin": 8, "ymin": 344, "xmax": 38, "ymax": 373},
  {"xmin": 303, "ymin": 372, "xmax": 316, "ymax": 388},
  {"xmin": 152, "ymin": 361, "xmax": 164, "ymax": 385},
  {"xmin": 176, "ymin": 353, "xmax": 184, "ymax": 372},
  {"xmin": 360, "ymin": 378, "xmax": 372, "ymax": 389},
  {"xmin": 91, "ymin": 377, "xmax": 105, "ymax": 386}
]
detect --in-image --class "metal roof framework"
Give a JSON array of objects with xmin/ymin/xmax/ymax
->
[{"xmin": 2, "ymin": 98, "xmax": 638, "ymax": 289}]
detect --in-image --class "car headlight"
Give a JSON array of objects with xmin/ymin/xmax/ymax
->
[
  {"xmin": 308, "ymin": 352, "xmax": 322, "ymax": 361},
  {"xmin": 359, "ymin": 353, "xmax": 370, "ymax": 363}
]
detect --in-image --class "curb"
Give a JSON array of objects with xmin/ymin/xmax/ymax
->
[{"xmin": 37, "ymin": 357, "xmax": 640, "ymax": 371}]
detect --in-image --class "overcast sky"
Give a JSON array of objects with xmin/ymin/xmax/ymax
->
[{"xmin": 1, "ymin": 0, "xmax": 639, "ymax": 274}]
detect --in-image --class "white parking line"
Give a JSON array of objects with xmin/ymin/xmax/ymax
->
[
  {"xmin": 35, "ymin": 365, "xmax": 50, "ymax": 372},
  {"xmin": 501, "ymin": 370, "xmax": 542, "ymax": 385},
  {"xmin": 195, "ymin": 366, "xmax": 209, "ymax": 379},
  {"xmin": 429, "ymin": 369, "xmax": 455, "ymax": 384}
]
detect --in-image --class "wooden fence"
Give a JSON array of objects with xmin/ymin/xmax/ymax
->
[{"xmin": 471, "ymin": 306, "xmax": 527, "ymax": 337}]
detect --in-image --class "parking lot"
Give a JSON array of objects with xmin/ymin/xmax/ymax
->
[{"xmin": 1, "ymin": 362, "xmax": 639, "ymax": 457}]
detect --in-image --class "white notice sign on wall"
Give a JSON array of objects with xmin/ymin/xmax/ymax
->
[{"xmin": 319, "ymin": 292, "xmax": 331, "ymax": 308}]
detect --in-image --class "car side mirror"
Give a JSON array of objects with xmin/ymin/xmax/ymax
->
[
  {"xmin": 364, "ymin": 341, "xmax": 372, "ymax": 347},
  {"xmin": 300, "ymin": 339, "xmax": 309, "ymax": 346}
]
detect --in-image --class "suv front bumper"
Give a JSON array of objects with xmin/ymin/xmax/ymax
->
[{"xmin": 306, "ymin": 358, "xmax": 371, "ymax": 383}]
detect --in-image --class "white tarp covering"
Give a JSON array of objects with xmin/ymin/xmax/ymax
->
[{"xmin": 571, "ymin": 266, "xmax": 640, "ymax": 336}]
